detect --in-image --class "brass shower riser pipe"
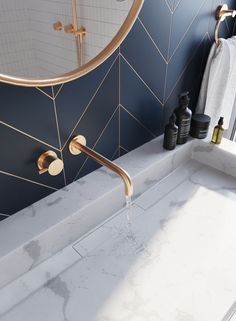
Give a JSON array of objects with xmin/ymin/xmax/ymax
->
[{"xmin": 72, "ymin": 0, "xmax": 85, "ymax": 66}]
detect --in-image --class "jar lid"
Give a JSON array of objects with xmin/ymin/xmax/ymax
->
[{"xmin": 191, "ymin": 113, "xmax": 211, "ymax": 128}]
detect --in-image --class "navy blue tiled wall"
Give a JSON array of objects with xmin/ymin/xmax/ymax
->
[{"xmin": 0, "ymin": 0, "xmax": 235, "ymax": 218}]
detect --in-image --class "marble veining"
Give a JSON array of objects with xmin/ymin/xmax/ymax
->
[
  {"xmin": 46, "ymin": 197, "xmax": 64, "ymax": 207},
  {"xmin": 45, "ymin": 275, "xmax": 71, "ymax": 321},
  {"xmin": 27, "ymin": 205, "xmax": 36, "ymax": 217},
  {"xmin": 23, "ymin": 240, "xmax": 41, "ymax": 270},
  {"xmin": 1, "ymin": 160, "xmax": 236, "ymax": 321},
  {"xmin": 0, "ymin": 245, "xmax": 81, "ymax": 316}
]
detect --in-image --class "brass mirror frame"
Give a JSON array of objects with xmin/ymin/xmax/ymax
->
[{"xmin": 0, "ymin": 0, "xmax": 144, "ymax": 87}]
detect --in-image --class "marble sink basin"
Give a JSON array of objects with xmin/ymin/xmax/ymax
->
[{"xmin": 0, "ymin": 136, "xmax": 236, "ymax": 321}]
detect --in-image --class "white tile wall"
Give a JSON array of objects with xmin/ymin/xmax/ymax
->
[
  {"xmin": 0, "ymin": 0, "xmax": 133, "ymax": 79},
  {"xmin": 28, "ymin": 0, "xmax": 77, "ymax": 78},
  {"xmin": 0, "ymin": 0, "xmax": 36, "ymax": 78},
  {"xmin": 78, "ymin": 0, "xmax": 133, "ymax": 62}
]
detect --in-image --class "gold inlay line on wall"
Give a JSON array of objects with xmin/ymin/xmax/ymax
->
[
  {"xmin": 0, "ymin": 56, "xmax": 152, "ymax": 161},
  {"xmin": 118, "ymin": 105, "xmax": 121, "ymax": 158},
  {"xmin": 0, "ymin": 214, "xmax": 10, "ymax": 217},
  {"xmin": 119, "ymin": 53, "xmax": 163, "ymax": 105},
  {"xmin": 119, "ymin": 49, "xmax": 121, "ymax": 105},
  {"xmin": 52, "ymin": 87, "xmax": 62, "ymax": 150},
  {"xmin": 120, "ymin": 145, "xmax": 129, "ymax": 153},
  {"xmin": 0, "ymin": 120, "xmax": 61, "ymax": 152},
  {"xmin": 164, "ymin": 32, "xmax": 207, "ymax": 104},
  {"xmin": 164, "ymin": 0, "xmax": 173, "ymax": 14},
  {"xmin": 72, "ymin": 105, "xmax": 120, "ymax": 181},
  {"xmin": 0, "ymin": 171, "xmax": 58, "ymax": 191},
  {"xmin": 71, "ymin": 102, "xmax": 146, "ymax": 182},
  {"xmin": 36, "ymin": 87, "xmax": 54, "ymax": 100},
  {"xmin": 138, "ymin": 18, "xmax": 168, "ymax": 64},
  {"xmin": 173, "ymin": 0, "xmax": 184, "ymax": 14},
  {"xmin": 73, "ymin": 156, "xmax": 89, "ymax": 181},
  {"xmin": 54, "ymin": 84, "xmax": 64, "ymax": 99},
  {"xmin": 111, "ymin": 146, "xmax": 120, "ymax": 161},
  {"xmin": 120, "ymin": 104, "xmax": 156, "ymax": 138},
  {"xmin": 163, "ymin": 11, "xmax": 173, "ymax": 100},
  {"xmin": 59, "ymin": 150, "xmax": 67, "ymax": 186},
  {"xmin": 61, "ymin": 53, "xmax": 119, "ymax": 151},
  {"xmin": 168, "ymin": 0, "xmax": 208, "ymax": 63}
]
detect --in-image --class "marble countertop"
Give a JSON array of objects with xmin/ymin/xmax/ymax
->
[{"xmin": 1, "ymin": 159, "xmax": 236, "ymax": 321}]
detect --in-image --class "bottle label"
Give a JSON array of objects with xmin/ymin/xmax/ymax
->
[
  {"xmin": 178, "ymin": 119, "xmax": 190, "ymax": 138},
  {"xmin": 163, "ymin": 131, "xmax": 177, "ymax": 150},
  {"xmin": 198, "ymin": 129, "xmax": 208, "ymax": 139}
]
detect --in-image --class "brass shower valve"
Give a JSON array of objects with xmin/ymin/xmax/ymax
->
[
  {"xmin": 37, "ymin": 151, "xmax": 64, "ymax": 176},
  {"xmin": 53, "ymin": 21, "xmax": 86, "ymax": 37},
  {"xmin": 64, "ymin": 24, "xmax": 86, "ymax": 37}
]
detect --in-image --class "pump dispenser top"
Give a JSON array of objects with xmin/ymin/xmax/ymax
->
[
  {"xmin": 179, "ymin": 92, "xmax": 190, "ymax": 108},
  {"xmin": 218, "ymin": 117, "xmax": 224, "ymax": 126}
]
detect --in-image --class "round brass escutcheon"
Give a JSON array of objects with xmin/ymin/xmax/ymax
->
[
  {"xmin": 37, "ymin": 151, "xmax": 64, "ymax": 176},
  {"xmin": 69, "ymin": 135, "xmax": 87, "ymax": 155}
]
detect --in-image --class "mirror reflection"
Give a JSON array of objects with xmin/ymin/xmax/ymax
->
[{"xmin": 0, "ymin": 0, "xmax": 133, "ymax": 79}]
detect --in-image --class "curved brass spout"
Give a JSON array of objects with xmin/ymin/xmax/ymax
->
[{"xmin": 69, "ymin": 135, "xmax": 133, "ymax": 198}]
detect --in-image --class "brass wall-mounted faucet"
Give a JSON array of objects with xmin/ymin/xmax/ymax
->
[
  {"xmin": 37, "ymin": 151, "xmax": 64, "ymax": 176},
  {"xmin": 69, "ymin": 135, "xmax": 133, "ymax": 198}
]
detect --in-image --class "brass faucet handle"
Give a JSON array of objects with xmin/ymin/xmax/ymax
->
[
  {"xmin": 37, "ymin": 151, "xmax": 64, "ymax": 176},
  {"xmin": 64, "ymin": 24, "xmax": 75, "ymax": 34},
  {"xmin": 53, "ymin": 21, "xmax": 63, "ymax": 31}
]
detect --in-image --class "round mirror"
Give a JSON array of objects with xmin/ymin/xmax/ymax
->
[{"xmin": 0, "ymin": 0, "xmax": 143, "ymax": 87}]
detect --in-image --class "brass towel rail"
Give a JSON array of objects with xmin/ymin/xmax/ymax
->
[{"xmin": 215, "ymin": 4, "xmax": 236, "ymax": 46}]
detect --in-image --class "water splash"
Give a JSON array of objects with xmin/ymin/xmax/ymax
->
[
  {"xmin": 125, "ymin": 195, "xmax": 132, "ymax": 226},
  {"xmin": 124, "ymin": 196, "xmax": 149, "ymax": 256},
  {"xmin": 125, "ymin": 195, "xmax": 135, "ymax": 241},
  {"xmin": 125, "ymin": 195, "xmax": 132, "ymax": 208}
]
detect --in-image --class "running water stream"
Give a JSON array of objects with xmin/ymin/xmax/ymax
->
[
  {"xmin": 124, "ymin": 196, "xmax": 149, "ymax": 257},
  {"xmin": 125, "ymin": 196, "xmax": 135, "ymax": 241}
]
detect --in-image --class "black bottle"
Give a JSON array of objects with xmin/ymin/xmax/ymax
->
[
  {"xmin": 163, "ymin": 113, "xmax": 178, "ymax": 150},
  {"xmin": 175, "ymin": 92, "xmax": 192, "ymax": 144}
]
